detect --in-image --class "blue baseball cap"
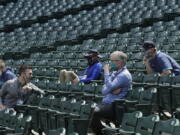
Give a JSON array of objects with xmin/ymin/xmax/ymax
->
[
  {"xmin": 83, "ymin": 49, "xmax": 102, "ymax": 58},
  {"xmin": 142, "ymin": 41, "xmax": 156, "ymax": 51}
]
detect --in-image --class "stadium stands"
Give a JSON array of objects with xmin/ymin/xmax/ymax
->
[{"xmin": 0, "ymin": 0, "xmax": 179, "ymax": 134}]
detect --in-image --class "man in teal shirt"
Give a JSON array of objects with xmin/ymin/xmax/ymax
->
[{"xmin": 143, "ymin": 41, "xmax": 180, "ymax": 76}]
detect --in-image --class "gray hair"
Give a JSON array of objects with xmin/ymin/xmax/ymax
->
[{"xmin": 110, "ymin": 51, "xmax": 128, "ymax": 64}]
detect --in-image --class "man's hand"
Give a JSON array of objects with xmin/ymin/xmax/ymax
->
[
  {"xmin": 112, "ymin": 89, "xmax": 121, "ymax": 95},
  {"xmin": 103, "ymin": 64, "xmax": 111, "ymax": 72},
  {"xmin": 81, "ymin": 75, "xmax": 87, "ymax": 80},
  {"xmin": 72, "ymin": 78, "xmax": 80, "ymax": 84},
  {"xmin": 22, "ymin": 85, "xmax": 33, "ymax": 92},
  {"xmin": 161, "ymin": 70, "xmax": 171, "ymax": 75},
  {"xmin": 143, "ymin": 56, "xmax": 148, "ymax": 65},
  {"xmin": 0, "ymin": 104, "xmax": 6, "ymax": 110}
]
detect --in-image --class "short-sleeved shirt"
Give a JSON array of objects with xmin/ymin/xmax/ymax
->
[{"xmin": 149, "ymin": 52, "xmax": 180, "ymax": 76}]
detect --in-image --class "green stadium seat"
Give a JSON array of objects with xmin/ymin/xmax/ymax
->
[
  {"xmin": 66, "ymin": 103, "xmax": 95, "ymax": 135},
  {"xmin": 153, "ymin": 118, "xmax": 180, "ymax": 135},
  {"xmin": 135, "ymin": 114, "xmax": 159, "ymax": 135},
  {"xmin": 102, "ymin": 111, "xmax": 143, "ymax": 135},
  {"xmin": 173, "ymin": 126, "xmax": 180, "ymax": 135},
  {"xmin": 47, "ymin": 128, "xmax": 66, "ymax": 135}
]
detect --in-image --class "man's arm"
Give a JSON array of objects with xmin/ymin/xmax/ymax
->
[
  {"xmin": 158, "ymin": 55, "xmax": 173, "ymax": 75},
  {"xmin": 102, "ymin": 71, "xmax": 126, "ymax": 95},
  {"xmin": 5, "ymin": 72, "xmax": 16, "ymax": 81},
  {"xmin": 161, "ymin": 70, "xmax": 171, "ymax": 75},
  {"xmin": 143, "ymin": 56, "xmax": 155, "ymax": 74},
  {"xmin": 79, "ymin": 64, "xmax": 102, "ymax": 83},
  {"xmin": 0, "ymin": 82, "xmax": 8, "ymax": 109}
]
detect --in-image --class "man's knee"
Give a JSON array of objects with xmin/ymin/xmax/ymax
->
[
  {"xmin": 59, "ymin": 69, "xmax": 67, "ymax": 82},
  {"xmin": 60, "ymin": 69, "xmax": 67, "ymax": 74}
]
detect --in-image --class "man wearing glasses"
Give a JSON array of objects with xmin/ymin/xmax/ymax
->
[
  {"xmin": 0, "ymin": 65, "xmax": 42, "ymax": 110},
  {"xmin": 0, "ymin": 60, "xmax": 16, "ymax": 88},
  {"xmin": 90, "ymin": 51, "xmax": 132, "ymax": 135}
]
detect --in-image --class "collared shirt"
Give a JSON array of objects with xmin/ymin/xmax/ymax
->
[
  {"xmin": 0, "ymin": 68, "xmax": 16, "ymax": 88},
  {"xmin": 79, "ymin": 61, "xmax": 102, "ymax": 83},
  {"xmin": 102, "ymin": 66, "xmax": 132, "ymax": 104},
  {"xmin": 0, "ymin": 78, "xmax": 30, "ymax": 108},
  {"xmin": 149, "ymin": 52, "xmax": 180, "ymax": 76}
]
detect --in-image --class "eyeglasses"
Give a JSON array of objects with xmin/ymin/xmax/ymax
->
[{"xmin": 25, "ymin": 72, "xmax": 33, "ymax": 76}]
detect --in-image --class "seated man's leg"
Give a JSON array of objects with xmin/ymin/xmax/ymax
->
[
  {"xmin": 66, "ymin": 71, "xmax": 79, "ymax": 83},
  {"xmin": 90, "ymin": 103, "xmax": 114, "ymax": 135},
  {"xmin": 59, "ymin": 69, "xmax": 67, "ymax": 82}
]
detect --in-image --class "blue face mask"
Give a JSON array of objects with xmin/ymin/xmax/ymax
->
[
  {"xmin": 145, "ymin": 52, "xmax": 153, "ymax": 59},
  {"xmin": 109, "ymin": 62, "xmax": 118, "ymax": 71}
]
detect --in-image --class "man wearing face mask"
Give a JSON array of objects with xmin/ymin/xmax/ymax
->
[
  {"xmin": 143, "ymin": 41, "xmax": 180, "ymax": 76},
  {"xmin": 90, "ymin": 51, "xmax": 132, "ymax": 135},
  {"xmin": 0, "ymin": 60, "xmax": 16, "ymax": 88},
  {"xmin": 59, "ymin": 49, "xmax": 103, "ymax": 84},
  {"xmin": 0, "ymin": 65, "xmax": 40, "ymax": 110}
]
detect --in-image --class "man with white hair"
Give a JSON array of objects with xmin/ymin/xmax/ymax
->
[{"xmin": 90, "ymin": 51, "xmax": 132, "ymax": 135}]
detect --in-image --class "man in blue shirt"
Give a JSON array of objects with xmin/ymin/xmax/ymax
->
[
  {"xmin": 59, "ymin": 49, "xmax": 103, "ymax": 84},
  {"xmin": 143, "ymin": 41, "xmax": 180, "ymax": 76},
  {"xmin": 90, "ymin": 51, "xmax": 132, "ymax": 135},
  {"xmin": 0, "ymin": 60, "xmax": 16, "ymax": 88}
]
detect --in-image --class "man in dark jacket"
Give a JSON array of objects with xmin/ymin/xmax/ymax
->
[{"xmin": 0, "ymin": 60, "xmax": 16, "ymax": 88}]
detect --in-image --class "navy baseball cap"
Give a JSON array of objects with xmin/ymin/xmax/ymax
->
[
  {"xmin": 142, "ymin": 41, "xmax": 156, "ymax": 51},
  {"xmin": 83, "ymin": 49, "xmax": 102, "ymax": 58}
]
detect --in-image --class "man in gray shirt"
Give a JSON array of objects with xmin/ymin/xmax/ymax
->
[{"xmin": 0, "ymin": 65, "xmax": 35, "ymax": 109}]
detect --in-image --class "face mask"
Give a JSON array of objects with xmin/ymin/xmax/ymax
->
[
  {"xmin": 109, "ymin": 62, "xmax": 118, "ymax": 71},
  {"xmin": 145, "ymin": 52, "xmax": 153, "ymax": 59},
  {"xmin": 87, "ymin": 58, "xmax": 93, "ymax": 65}
]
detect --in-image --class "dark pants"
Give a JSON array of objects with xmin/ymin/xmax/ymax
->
[{"xmin": 90, "ymin": 103, "xmax": 114, "ymax": 135}]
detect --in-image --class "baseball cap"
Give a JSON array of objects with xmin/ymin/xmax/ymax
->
[
  {"xmin": 142, "ymin": 41, "xmax": 156, "ymax": 51},
  {"xmin": 83, "ymin": 49, "xmax": 102, "ymax": 58}
]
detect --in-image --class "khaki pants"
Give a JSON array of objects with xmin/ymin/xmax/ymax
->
[{"xmin": 59, "ymin": 69, "xmax": 79, "ymax": 83}]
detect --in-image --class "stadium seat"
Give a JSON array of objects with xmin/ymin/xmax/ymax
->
[
  {"xmin": 153, "ymin": 118, "xmax": 180, "ymax": 135},
  {"xmin": 66, "ymin": 103, "xmax": 95, "ymax": 135},
  {"xmin": 173, "ymin": 126, "xmax": 180, "ymax": 135},
  {"xmin": 102, "ymin": 111, "xmax": 143, "ymax": 135},
  {"xmin": 135, "ymin": 114, "xmax": 160, "ymax": 135},
  {"xmin": 48, "ymin": 128, "xmax": 66, "ymax": 135}
]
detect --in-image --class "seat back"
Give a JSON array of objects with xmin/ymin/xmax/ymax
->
[
  {"xmin": 153, "ymin": 118, "xmax": 180, "ymax": 135},
  {"xmin": 173, "ymin": 126, "xmax": 180, "ymax": 135},
  {"xmin": 143, "ymin": 74, "xmax": 160, "ymax": 86},
  {"xmin": 15, "ymin": 115, "xmax": 32, "ymax": 135},
  {"xmin": 120, "ymin": 111, "xmax": 143, "ymax": 132},
  {"xmin": 135, "ymin": 114, "xmax": 160, "ymax": 135},
  {"xmin": 48, "ymin": 128, "xmax": 66, "ymax": 135},
  {"xmin": 139, "ymin": 88, "xmax": 157, "ymax": 104}
]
